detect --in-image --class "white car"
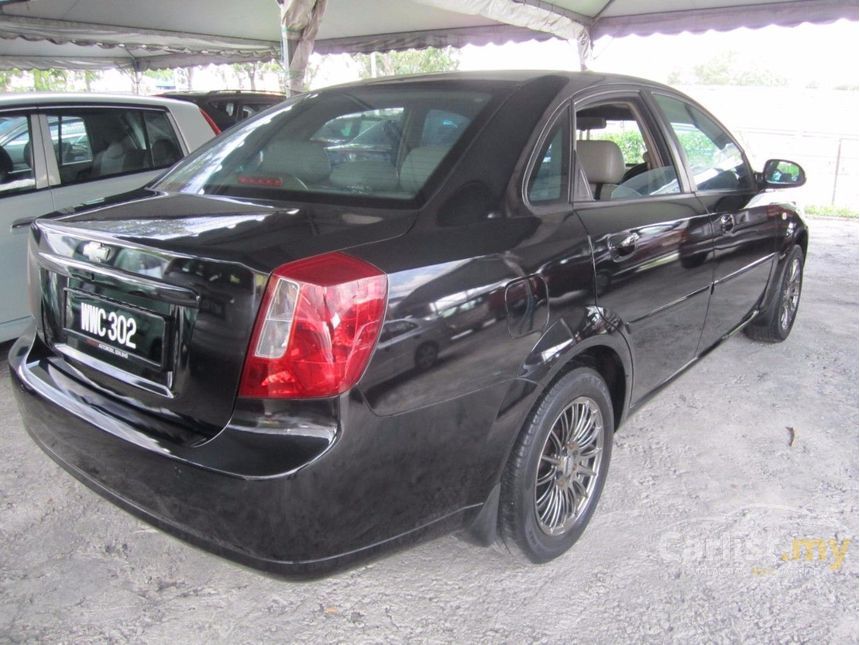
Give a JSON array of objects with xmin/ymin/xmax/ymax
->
[{"xmin": 0, "ymin": 94, "xmax": 216, "ymax": 342}]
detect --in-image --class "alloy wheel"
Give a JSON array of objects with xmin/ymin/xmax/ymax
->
[
  {"xmin": 780, "ymin": 257, "xmax": 802, "ymax": 331},
  {"xmin": 534, "ymin": 396, "xmax": 605, "ymax": 536}
]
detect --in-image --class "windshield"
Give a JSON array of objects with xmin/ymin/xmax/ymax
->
[{"xmin": 155, "ymin": 85, "xmax": 495, "ymax": 204}]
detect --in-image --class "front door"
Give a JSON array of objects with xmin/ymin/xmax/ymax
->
[{"xmin": 651, "ymin": 93, "xmax": 777, "ymax": 351}]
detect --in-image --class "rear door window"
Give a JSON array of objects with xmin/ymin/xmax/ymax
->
[
  {"xmin": 575, "ymin": 99, "xmax": 682, "ymax": 200},
  {"xmin": 46, "ymin": 108, "xmax": 183, "ymax": 185},
  {"xmin": 0, "ymin": 114, "xmax": 37, "ymax": 195}
]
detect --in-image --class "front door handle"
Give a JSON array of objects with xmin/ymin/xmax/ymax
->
[
  {"xmin": 720, "ymin": 214, "xmax": 736, "ymax": 233},
  {"xmin": 609, "ymin": 232, "xmax": 639, "ymax": 260}
]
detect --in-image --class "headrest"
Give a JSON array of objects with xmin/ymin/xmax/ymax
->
[
  {"xmin": 0, "ymin": 147, "xmax": 12, "ymax": 176},
  {"xmin": 399, "ymin": 146, "xmax": 449, "ymax": 194},
  {"xmin": 576, "ymin": 116, "xmax": 606, "ymax": 131},
  {"xmin": 262, "ymin": 140, "xmax": 331, "ymax": 184},
  {"xmin": 152, "ymin": 138, "xmax": 181, "ymax": 167},
  {"xmin": 330, "ymin": 160, "xmax": 399, "ymax": 192},
  {"xmin": 576, "ymin": 140, "xmax": 626, "ymax": 185}
]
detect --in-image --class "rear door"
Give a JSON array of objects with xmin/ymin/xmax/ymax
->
[
  {"xmin": 650, "ymin": 92, "xmax": 777, "ymax": 350},
  {"xmin": 0, "ymin": 110, "xmax": 53, "ymax": 339},
  {"xmin": 572, "ymin": 89, "xmax": 715, "ymax": 404}
]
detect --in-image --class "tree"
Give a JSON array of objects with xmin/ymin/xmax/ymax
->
[
  {"xmin": 0, "ymin": 70, "xmax": 16, "ymax": 93},
  {"xmin": 234, "ymin": 62, "xmax": 260, "ymax": 90},
  {"xmin": 143, "ymin": 68, "xmax": 175, "ymax": 91},
  {"xmin": 118, "ymin": 67, "xmax": 144, "ymax": 94},
  {"xmin": 354, "ymin": 47, "xmax": 460, "ymax": 79},
  {"xmin": 668, "ymin": 51, "xmax": 787, "ymax": 87},
  {"xmin": 81, "ymin": 70, "xmax": 98, "ymax": 92},
  {"xmin": 32, "ymin": 69, "xmax": 68, "ymax": 91}
]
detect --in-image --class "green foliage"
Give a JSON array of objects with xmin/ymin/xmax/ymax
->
[
  {"xmin": 596, "ymin": 131, "xmax": 646, "ymax": 164},
  {"xmin": 676, "ymin": 130, "xmax": 718, "ymax": 169},
  {"xmin": 355, "ymin": 47, "xmax": 459, "ymax": 79},
  {"xmin": 806, "ymin": 204, "xmax": 859, "ymax": 218},
  {"xmin": 0, "ymin": 70, "xmax": 15, "ymax": 92},
  {"xmin": 143, "ymin": 69, "xmax": 174, "ymax": 82},
  {"xmin": 32, "ymin": 69, "xmax": 68, "ymax": 91},
  {"xmin": 669, "ymin": 51, "xmax": 787, "ymax": 87}
]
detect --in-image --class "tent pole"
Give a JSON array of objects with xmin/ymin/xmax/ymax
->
[
  {"xmin": 576, "ymin": 28, "xmax": 592, "ymax": 71},
  {"xmin": 278, "ymin": 0, "xmax": 327, "ymax": 96}
]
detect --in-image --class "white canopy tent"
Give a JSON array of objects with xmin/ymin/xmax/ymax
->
[{"xmin": 0, "ymin": 0, "xmax": 856, "ymax": 89}]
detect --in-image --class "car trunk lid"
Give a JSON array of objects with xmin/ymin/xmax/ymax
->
[{"xmin": 30, "ymin": 191, "xmax": 413, "ymax": 437}]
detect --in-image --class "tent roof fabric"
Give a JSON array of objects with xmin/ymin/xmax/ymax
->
[{"xmin": 0, "ymin": 0, "xmax": 856, "ymax": 71}]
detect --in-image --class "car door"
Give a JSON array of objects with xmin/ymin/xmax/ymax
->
[
  {"xmin": 0, "ymin": 111, "xmax": 54, "ymax": 341},
  {"xmin": 40, "ymin": 106, "xmax": 185, "ymax": 213},
  {"xmin": 650, "ymin": 92, "xmax": 778, "ymax": 351},
  {"xmin": 572, "ymin": 90, "xmax": 716, "ymax": 404}
]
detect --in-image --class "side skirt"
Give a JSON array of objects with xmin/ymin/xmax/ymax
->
[{"xmin": 626, "ymin": 305, "xmax": 760, "ymax": 417}]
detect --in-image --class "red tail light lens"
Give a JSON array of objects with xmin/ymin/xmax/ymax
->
[
  {"xmin": 199, "ymin": 108, "xmax": 221, "ymax": 135},
  {"xmin": 238, "ymin": 252, "xmax": 388, "ymax": 399}
]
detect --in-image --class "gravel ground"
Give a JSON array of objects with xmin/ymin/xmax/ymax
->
[{"xmin": 1, "ymin": 218, "xmax": 857, "ymax": 643}]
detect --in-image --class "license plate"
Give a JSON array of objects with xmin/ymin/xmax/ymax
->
[{"xmin": 65, "ymin": 291, "xmax": 167, "ymax": 368}]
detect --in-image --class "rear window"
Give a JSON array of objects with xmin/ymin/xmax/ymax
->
[{"xmin": 155, "ymin": 86, "xmax": 496, "ymax": 204}]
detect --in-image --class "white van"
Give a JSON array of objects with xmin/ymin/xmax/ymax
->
[{"xmin": 0, "ymin": 94, "xmax": 216, "ymax": 342}]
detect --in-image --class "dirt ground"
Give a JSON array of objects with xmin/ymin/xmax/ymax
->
[{"xmin": 1, "ymin": 217, "xmax": 857, "ymax": 643}]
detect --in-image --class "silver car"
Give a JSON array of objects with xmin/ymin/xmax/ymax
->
[{"xmin": 0, "ymin": 94, "xmax": 216, "ymax": 342}]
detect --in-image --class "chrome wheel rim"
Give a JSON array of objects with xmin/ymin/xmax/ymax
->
[
  {"xmin": 780, "ymin": 257, "xmax": 802, "ymax": 331},
  {"xmin": 534, "ymin": 396, "xmax": 604, "ymax": 536}
]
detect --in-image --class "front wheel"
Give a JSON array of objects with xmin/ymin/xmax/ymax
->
[
  {"xmin": 745, "ymin": 245, "xmax": 804, "ymax": 343},
  {"xmin": 500, "ymin": 367, "xmax": 613, "ymax": 563}
]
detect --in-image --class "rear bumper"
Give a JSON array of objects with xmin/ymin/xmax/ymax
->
[{"xmin": 9, "ymin": 329, "xmax": 472, "ymax": 576}]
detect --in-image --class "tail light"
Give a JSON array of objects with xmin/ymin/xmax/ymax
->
[
  {"xmin": 238, "ymin": 252, "xmax": 388, "ymax": 399},
  {"xmin": 199, "ymin": 108, "xmax": 221, "ymax": 135}
]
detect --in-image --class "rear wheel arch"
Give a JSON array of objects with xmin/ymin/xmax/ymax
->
[
  {"xmin": 562, "ymin": 346, "xmax": 627, "ymax": 430},
  {"xmin": 468, "ymin": 331, "xmax": 630, "ymax": 545}
]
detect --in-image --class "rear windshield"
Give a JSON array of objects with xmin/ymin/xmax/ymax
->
[{"xmin": 155, "ymin": 86, "xmax": 496, "ymax": 204}]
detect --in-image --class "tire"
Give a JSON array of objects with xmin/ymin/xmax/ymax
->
[
  {"xmin": 414, "ymin": 342, "xmax": 439, "ymax": 371},
  {"xmin": 744, "ymin": 245, "xmax": 804, "ymax": 343},
  {"xmin": 500, "ymin": 367, "xmax": 614, "ymax": 563}
]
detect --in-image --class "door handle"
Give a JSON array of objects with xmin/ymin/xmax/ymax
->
[
  {"xmin": 720, "ymin": 214, "xmax": 736, "ymax": 233},
  {"xmin": 609, "ymin": 232, "xmax": 639, "ymax": 259},
  {"xmin": 11, "ymin": 216, "xmax": 36, "ymax": 231}
]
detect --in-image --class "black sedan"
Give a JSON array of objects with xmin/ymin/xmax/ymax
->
[{"xmin": 10, "ymin": 71, "xmax": 807, "ymax": 575}]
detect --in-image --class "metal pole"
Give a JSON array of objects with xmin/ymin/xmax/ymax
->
[{"xmin": 831, "ymin": 137, "xmax": 843, "ymax": 206}]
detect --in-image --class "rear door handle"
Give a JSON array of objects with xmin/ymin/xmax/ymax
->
[
  {"xmin": 720, "ymin": 214, "xmax": 736, "ymax": 233},
  {"xmin": 609, "ymin": 232, "xmax": 639, "ymax": 260},
  {"xmin": 11, "ymin": 216, "xmax": 36, "ymax": 231}
]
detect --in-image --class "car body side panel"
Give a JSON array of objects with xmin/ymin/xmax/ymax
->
[
  {"xmin": 576, "ymin": 198, "xmax": 715, "ymax": 404},
  {"xmin": 167, "ymin": 99, "xmax": 220, "ymax": 150},
  {"xmin": 0, "ymin": 191, "xmax": 55, "ymax": 342},
  {"xmin": 696, "ymin": 191, "xmax": 780, "ymax": 350}
]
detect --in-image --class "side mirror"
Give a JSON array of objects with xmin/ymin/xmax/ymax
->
[{"xmin": 761, "ymin": 159, "xmax": 806, "ymax": 189}]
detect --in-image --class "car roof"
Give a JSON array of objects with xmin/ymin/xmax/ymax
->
[
  {"xmin": 324, "ymin": 70, "xmax": 675, "ymax": 94},
  {"xmin": 160, "ymin": 91, "xmax": 284, "ymax": 99},
  {"xmin": 0, "ymin": 93, "xmax": 193, "ymax": 110}
]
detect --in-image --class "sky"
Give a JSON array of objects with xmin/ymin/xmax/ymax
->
[
  {"xmin": 458, "ymin": 19, "xmax": 860, "ymax": 89},
  {"xmin": 305, "ymin": 19, "xmax": 860, "ymax": 91}
]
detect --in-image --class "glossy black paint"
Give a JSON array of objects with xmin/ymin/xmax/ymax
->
[{"xmin": 10, "ymin": 71, "xmax": 808, "ymax": 575}]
